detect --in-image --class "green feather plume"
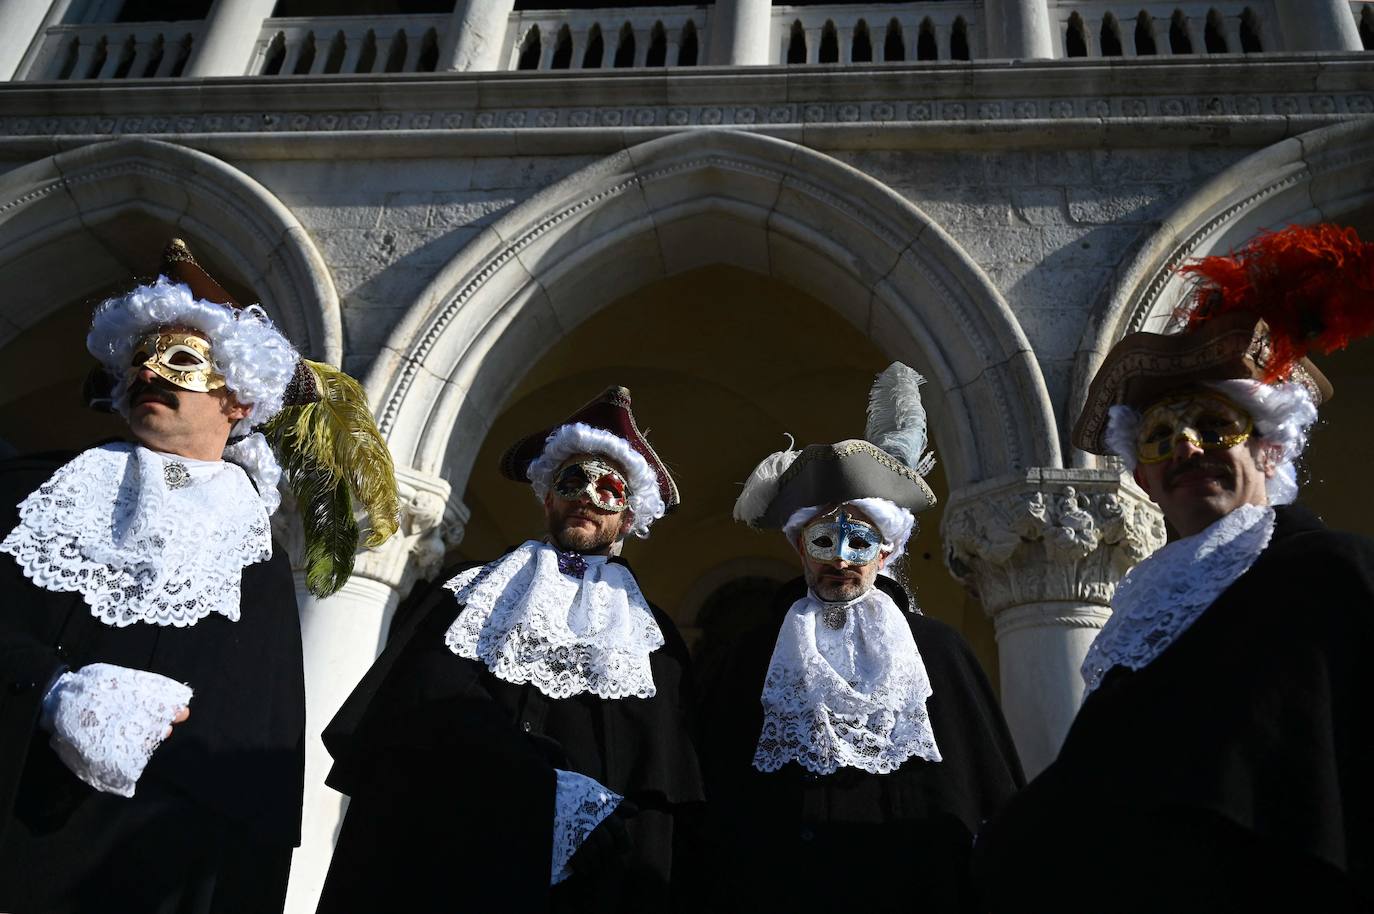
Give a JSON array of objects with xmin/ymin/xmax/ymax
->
[{"xmin": 262, "ymin": 360, "xmax": 400, "ymax": 597}]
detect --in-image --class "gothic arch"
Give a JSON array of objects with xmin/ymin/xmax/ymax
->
[
  {"xmin": 0, "ymin": 137, "xmax": 341, "ymax": 361},
  {"xmin": 370, "ymin": 129, "xmax": 1058, "ymax": 502},
  {"xmin": 1070, "ymin": 119, "xmax": 1374, "ymax": 466}
]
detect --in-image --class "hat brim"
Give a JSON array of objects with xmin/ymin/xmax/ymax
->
[{"xmin": 756, "ymin": 440, "xmax": 936, "ymax": 529}]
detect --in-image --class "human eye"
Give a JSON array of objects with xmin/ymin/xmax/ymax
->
[{"xmin": 1141, "ymin": 422, "xmax": 1172, "ymax": 443}]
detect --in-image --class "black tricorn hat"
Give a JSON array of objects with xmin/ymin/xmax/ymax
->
[{"xmin": 753, "ymin": 440, "xmax": 936, "ymax": 529}]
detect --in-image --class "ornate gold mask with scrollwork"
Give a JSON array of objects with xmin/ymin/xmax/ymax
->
[{"xmin": 128, "ymin": 330, "xmax": 225, "ymax": 393}]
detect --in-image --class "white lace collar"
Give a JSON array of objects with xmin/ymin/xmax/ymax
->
[
  {"xmin": 754, "ymin": 586, "xmax": 941, "ymax": 776},
  {"xmin": 1082, "ymin": 502, "xmax": 1275, "ymax": 695},
  {"xmin": 444, "ymin": 540, "xmax": 664, "ymax": 700},
  {"xmin": 1, "ymin": 443, "xmax": 272, "ymax": 628}
]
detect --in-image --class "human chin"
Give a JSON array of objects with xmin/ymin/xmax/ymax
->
[{"xmin": 810, "ymin": 572, "xmax": 868, "ymax": 603}]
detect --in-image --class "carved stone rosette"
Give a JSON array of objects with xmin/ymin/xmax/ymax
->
[
  {"xmin": 271, "ymin": 465, "xmax": 469, "ymax": 598},
  {"xmin": 943, "ymin": 468, "xmax": 1166, "ymax": 633}
]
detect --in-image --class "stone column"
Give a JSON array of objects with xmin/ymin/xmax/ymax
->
[
  {"xmin": 183, "ymin": 0, "xmax": 278, "ymax": 77},
  {"xmin": 984, "ymin": 0, "xmax": 1055, "ymax": 59},
  {"xmin": 707, "ymin": 0, "xmax": 773, "ymax": 65},
  {"xmin": 943, "ymin": 469, "xmax": 1165, "ymax": 776},
  {"xmin": 438, "ymin": 0, "xmax": 516, "ymax": 72},
  {"xmin": 282, "ymin": 467, "xmax": 468, "ymax": 914},
  {"xmin": 0, "ymin": 0, "xmax": 60, "ymax": 81},
  {"xmin": 1275, "ymin": 0, "xmax": 1362, "ymax": 52}
]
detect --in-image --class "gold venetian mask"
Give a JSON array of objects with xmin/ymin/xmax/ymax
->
[
  {"xmin": 1136, "ymin": 392, "xmax": 1254, "ymax": 464},
  {"xmin": 128, "ymin": 330, "xmax": 225, "ymax": 393}
]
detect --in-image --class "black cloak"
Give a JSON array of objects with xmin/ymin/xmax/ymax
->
[
  {"xmin": 697, "ymin": 575, "xmax": 1025, "ymax": 913},
  {"xmin": 976, "ymin": 504, "xmax": 1374, "ymax": 912},
  {"xmin": 0, "ymin": 452, "xmax": 306, "ymax": 914},
  {"xmin": 317, "ymin": 552, "xmax": 705, "ymax": 914}
]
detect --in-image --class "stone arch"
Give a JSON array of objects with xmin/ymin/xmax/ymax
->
[
  {"xmin": 1069, "ymin": 119, "xmax": 1374, "ymax": 467},
  {"xmin": 370, "ymin": 129, "xmax": 1058, "ymax": 505},
  {"xmin": 0, "ymin": 136, "xmax": 341, "ymax": 362}
]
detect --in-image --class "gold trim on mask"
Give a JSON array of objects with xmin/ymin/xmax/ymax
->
[
  {"xmin": 1135, "ymin": 392, "xmax": 1254, "ymax": 464},
  {"xmin": 129, "ymin": 330, "xmax": 226, "ymax": 393}
]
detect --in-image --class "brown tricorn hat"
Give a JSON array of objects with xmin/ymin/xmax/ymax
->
[
  {"xmin": 1072, "ymin": 311, "xmax": 1332, "ymax": 456},
  {"xmin": 158, "ymin": 238, "xmax": 241, "ymax": 310}
]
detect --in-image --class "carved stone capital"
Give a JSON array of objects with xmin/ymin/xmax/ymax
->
[
  {"xmin": 942, "ymin": 468, "xmax": 1166, "ymax": 628},
  {"xmin": 272, "ymin": 466, "xmax": 469, "ymax": 598}
]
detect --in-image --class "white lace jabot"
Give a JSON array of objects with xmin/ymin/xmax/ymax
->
[
  {"xmin": 1082, "ymin": 503, "xmax": 1276, "ymax": 695},
  {"xmin": 444, "ymin": 541, "xmax": 665, "ymax": 699},
  {"xmin": 1, "ymin": 443, "xmax": 272, "ymax": 628},
  {"xmin": 754, "ymin": 587, "xmax": 941, "ymax": 776}
]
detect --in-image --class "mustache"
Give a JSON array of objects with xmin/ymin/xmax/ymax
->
[
  {"xmin": 1164, "ymin": 455, "xmax": 1233, "ymax": 488},
  {"xmin": 127, "ymin": 378, "xmax": 180, "ymax": 410}
]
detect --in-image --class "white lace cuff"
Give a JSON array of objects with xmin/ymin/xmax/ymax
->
[
  {"xmin": 45, "ymin": 663, "xmax": 193, "ymax": 798},
  {"xmin": 551, "ymin": 768, "xmax": 621, "ymax": 885}
]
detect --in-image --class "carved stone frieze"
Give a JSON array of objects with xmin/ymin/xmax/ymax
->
[
  {"xmin": 943, "ymin": 468, "xmax": 1166, "ymax": 630},
  {"xmin": 272, "ymin": 465, "xmax": 468, "ymax": 598}
]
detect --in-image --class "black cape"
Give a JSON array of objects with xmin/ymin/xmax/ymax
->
[
  {"xmin": 317, "ymin": 552, "xmax": 705, "ymax": 914},
  {"xmin": 697, "ymin": 575, "xmax": 1025, "ymax": 913},
  {"xmin": 0, "ymin": 451, "xmax": 306, "ymax": 914},
  {"xmin": 976, "ymin": 504, "xmax": 1374, "ymax": 912}
]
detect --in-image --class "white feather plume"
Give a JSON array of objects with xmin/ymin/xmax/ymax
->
[
  {"xmin": 865, "ymin": 362, "xmax": 936, "ymax": 476},
  {"xmin": 733, "ymin": 435, "xmax": 799, "ymax": 525}
]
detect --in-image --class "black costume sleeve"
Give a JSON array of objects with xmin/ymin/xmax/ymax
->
[
  {"xmin": 0, "ymin": 456, "xmax": 84, "ymax": 840},
  {"xmin": 317, "ymin": 565, "xmax": 559, "ymax": 914}
]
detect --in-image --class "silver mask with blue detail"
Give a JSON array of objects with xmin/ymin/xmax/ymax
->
[{"xmin": 802, "ymin": 508, "xmax": 885, "ymax": 565}]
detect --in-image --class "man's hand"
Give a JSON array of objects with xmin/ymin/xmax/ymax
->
[{"xmin": 164, "ymin": 705, "xmax": 191, "ymax": 738}]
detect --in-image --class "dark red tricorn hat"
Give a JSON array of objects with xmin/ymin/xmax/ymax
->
[{"xmin": 500, "ymin": 385, "xmax": 680, "ymax": 510}]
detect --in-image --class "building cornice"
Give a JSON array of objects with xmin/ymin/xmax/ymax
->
[{"xmin": 0, "ymin": 53, "xmax": 1368, "ymax": 157}]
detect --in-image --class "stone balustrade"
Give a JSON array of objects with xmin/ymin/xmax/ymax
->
[
  {"xmin": 19, "ymin": 21, "xmax": 202, "ymax": 81},
  {"xmin": 1354, "ymin": 1, "xmax": 1374, "ymax": 47},
  {"xmin": 251, "ymin": 15, "xmax": 449, "ymax": 76},
  {"xmin": 505, "ymin": 6, "xmax": 709, "ymax": 70},
  {"xmin": 1050, "ymin": 1, "xmax": 1281, "ymax": 57},
  {"xmin": 11, "ymin": 0, "xmax": 1373, "ymax": 81},
  {"xmin": 773, "ymin": 2, "xmax": 981, "ymax": 63}
]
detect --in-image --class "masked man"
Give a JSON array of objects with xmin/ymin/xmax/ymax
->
[
  {"xmin": 977, "ymin": 224, "xmax": 1374, "ymax": 912},
  {"xmin": 0, "ymin": 240, "xmax": 396, "ymax": 914},
  {"xmin": 700, "ymin": 363, "xmax": 1024, "ymax": 913},
  {"xmin": 318, "ymin": 386, "xmax": 704, "ymax": 914}
]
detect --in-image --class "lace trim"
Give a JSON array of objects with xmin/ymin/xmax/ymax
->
[
  {"xmin": 45, "ymin": 663, "xmax": 193, "ymax": 797},
  {"xmin": 444, "ymin": 541, "xmax": 664, "ymax": 700},
  {"xmin": 1082, "ymin": 503, "xmax": 1275, "ymax": 694},
  {"xmin": 0, "ymin": 443, "xmax": 271, "ymax": 628},
  {"xmin": 550, "ymin": 768, "xmax": 621, "ymax": 885},
  {"xmin": 754, "ymin": 588, "xmax": 942, "ymax": 775}
]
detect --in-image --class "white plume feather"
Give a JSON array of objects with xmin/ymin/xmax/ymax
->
[
  {"xmin": 733, "ymin": 435, "xmax": 799, "ymax": 525},
  {"xmin": 865, "ymin": 362, "xmax": 936, "ymax": 476}
]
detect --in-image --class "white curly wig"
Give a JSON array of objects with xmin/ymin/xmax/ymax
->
[
  {"xmin": 1105, "ymin": 378, "xmax": 1319, "ymax": 505},
  {"xmin": 86, "ymin": 277, "xmax": 299, "ymax": 433},
  {"xmin": 527, "ymin": 422, "xmax": 666, "ymax": 538},
  {"xmin": 783, "ymin": 497, "xmax": 917, "ymax": 575}
]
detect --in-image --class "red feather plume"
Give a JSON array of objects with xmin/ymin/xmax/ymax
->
[{"xmin": 1177, "ymin": 223, "xmax": 1374, "ymax": 382}]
